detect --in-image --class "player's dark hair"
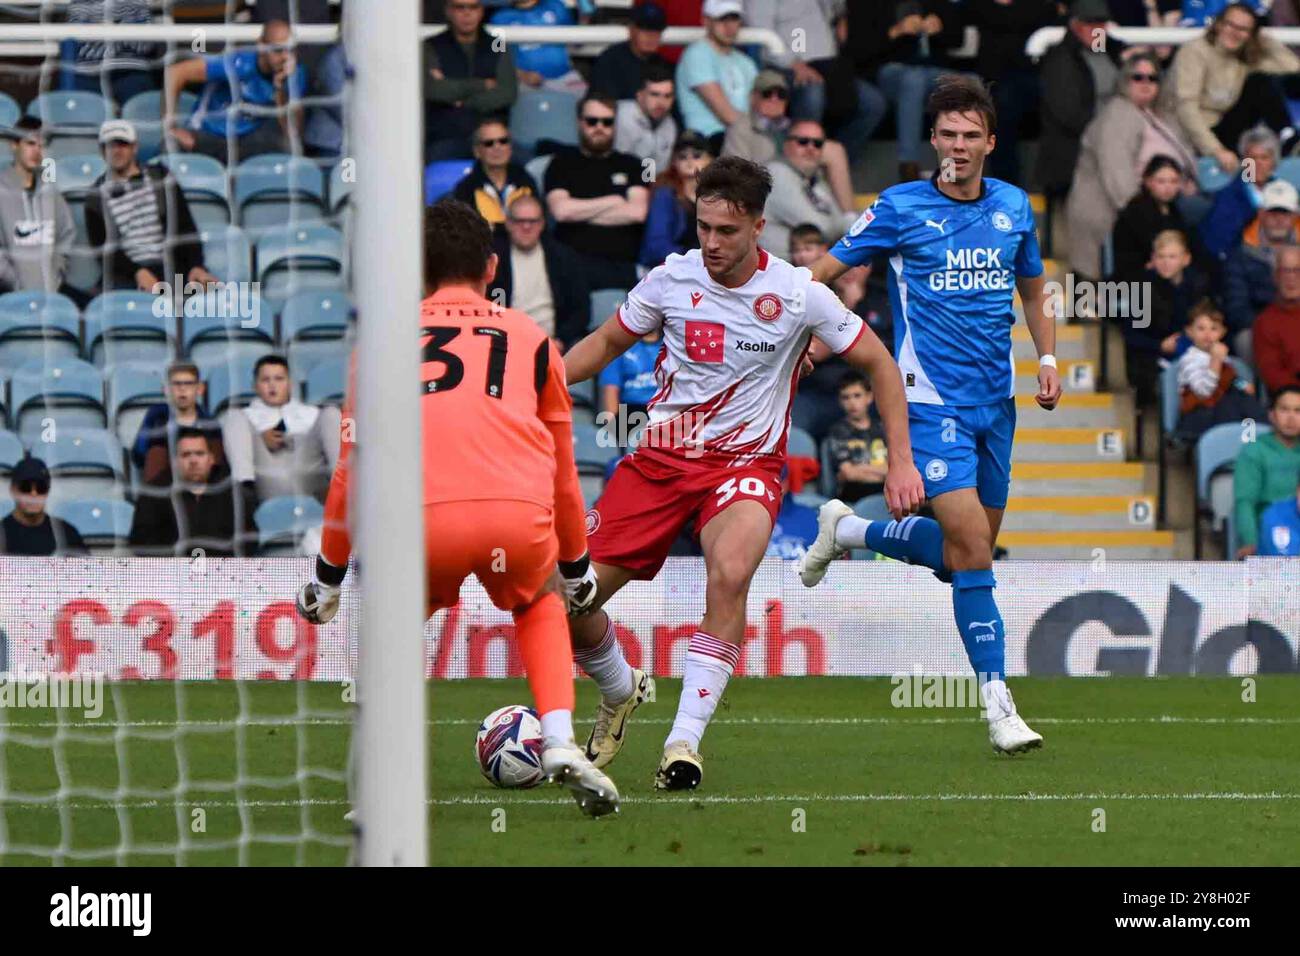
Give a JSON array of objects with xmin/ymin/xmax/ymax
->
[
  {"xmin": 253, "ymin": 354, "xmax": 289, "ymax": 380},
  {"xmin": 473, "ymin": 114, "xmax": 509, "ymax": 138},
  {"xmin": 695, "ymin": 156, "xmax": 772, "ymax": 218},
  {"xmin": 424, "ymin": 197, "xmax": 494, "ymax": 289},
  {"xmin": 175, "ymin": 426, "xmax": 211, "ymax": 448},
  {"xmin": 790, "ymin": 223, "xmax": 828, "ymax": 247},
  {"xmin": 1141, "ymin": 154, "xmax": 1185, "ymax": 181},
  {"xmin": 927, "ymin": 74, "xmax": 997, "ymax": 134},
  {"xmin": 639, "ymin": 60, "xmax": 674, "ymax": 89},
  {"xmin": 577, "ymin": 91, "xmax": 617, "ymax": 118},
  {"xmin": 1187, "ymin": 298, "xmax": 1225, "ymax": 327},
  {"xmin": 837, "ymin": 370, "xmax": 870, "ymax": 394},
  {"xmin": 1271, "ymin": 384, "xmax": 1300, "ymax": 408}
]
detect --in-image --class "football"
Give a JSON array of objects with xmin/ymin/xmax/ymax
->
[{"xmin": 475, "ymin": 705, "xmax": 545, "ymax": 789}]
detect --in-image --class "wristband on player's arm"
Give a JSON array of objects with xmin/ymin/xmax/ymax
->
[
  {"xmin": 558, "ymin": 552, "xmax": 591, "ymax": 581},
  {"xmin": 1038, "ymin": 354, "xmax": 1057, "ymax": 370},
  {"xmin": 314, "ymin": 555, "xmax": 347, "ymax": 588}
]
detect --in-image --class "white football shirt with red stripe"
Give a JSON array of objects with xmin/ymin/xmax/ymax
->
[{"xmin": 617, "ymin": 248, "xmax": 866, "ymax": 469}]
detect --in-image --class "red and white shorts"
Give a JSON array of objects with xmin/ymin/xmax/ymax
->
[{"xmin": 586, "ymin": 451, "xmax": 783, "ymax": 580}]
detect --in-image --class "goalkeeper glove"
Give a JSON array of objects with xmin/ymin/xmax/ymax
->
[
  {"xmin": 558, "ymin": 552, "xmax": 599, "ymax": 614},
  {"xmin": 296, "ymin": 556, "xmax": 346, "ymax": 624}
]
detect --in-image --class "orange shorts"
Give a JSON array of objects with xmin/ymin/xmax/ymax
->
[{"xmin": 425, "ymin": 500, "xmax": 558, "ymax": 613}]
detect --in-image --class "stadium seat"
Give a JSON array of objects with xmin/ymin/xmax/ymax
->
[
  {"xmin": 47, "ymin": 497, "xmax": 135, "ymax": 551},
  {"xmin": 1278, "ymin": 157, "xmax": 1300, "ymax": 192},
  {"xmin": 202, "ymin": 351, "xmax": 272, "ymax": 415},
  {"xmin": 302, "ymin": 356, "xmax": 347, "ymax": 406},
  {"xmin": 254, "ymin": 495, "xmax": 325, "ymax": 552},
  {"xmin": 568, "ymin": 376, "xmax": 595, "ymax": 410},
  {"xmin": 280, "ymin": 290, "xmax": 353, "ymax": 340},
  {"xmin": 185, "ymin": 288, "xmax": 274, "ymax": 369},
  {"xmin": 105, "ymin": 362, "xmax": 166, "ymax": 452},
  {"xmin": 524, "ymin": 153, "xmax": 552, "ymax": 191},
  {"xmin": 154, "ymin": 152, "xmax": 231, "ymax": 230},
  {"xmin": 580, "ymin": 473, "xmax": 604, "ymax": 510},
  {"xmin": 1196, "ymin": 156, "xmax": 1233, "ymax": 193},
  {"xmin": 423, "ymin": 159, "xmax": 474, "ymax": 205},
  {"xmin": 787, "ymin": 426, "xmax": 817, "ymax": 460},
  {"xmin": 27, "ymin": 91, "xmax": 109, "ymax": 127},
  {"xmin": 200, "ymin": 225, "xmax": 253, "ymax": 285},
  {"xmin": 328, "ymin": 160, "xmax": 353, "ymax": 212},
  {"xmin": 849, "ymin": 493, "xmax": 891, "ymax": 559},
  {"xmin": 84, "ymin": 291, "xmax": 179, "ymax": 367},
  {"xmin": 0, "ymin": 291, "xmax": 83, "ymax": 376},
  {"xmin": 33, "ymin": 426, "xmax": 125, "ymax": 502},
  {"xmin": 54, "ymin": 153, "xmax": 106, "ymax": 194},
  {"xmin": 232, "ymin": 154, "xmax": 326, "ymax": 231},
  {"xmin": 122, "ymin": 89, "xmax": 197, "ymax": 160},
  {"xmin": 509, "ymin": 89, "xmax": 579, "ymax": 158},
  {"xmin": 818, "ymin": 433, "xmax": 837, "ymax": 497},
  {"xmin": 589, "ymin": 288, "xmax": 626, "ymax": 332},
  {"xmin": 0, "ymin": 429, "xmax": 23, "ymax": 474},
  {"xmin": 254, "ymin": 224, "xmax": 346, "ymax": 308},
  {"xmin": 572, "ymin": 422, "xmax": 617, "ymax": 474},
  {"xmin": 794, "ymin": 491, "xmax": 828, "ymax": 509},
  {"xmin": 9, "ymin": 358, "xmax": 107, "ymax": 444},
  {"xmin": 0, "ymin": 91, "xmax": 19, "ymax": 128},
  {"xmin": 1194, "ymin": 421, "xmax": 1274, "ymax": 558}
]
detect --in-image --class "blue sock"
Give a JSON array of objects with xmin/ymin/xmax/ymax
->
[
  {"xmin": 951, "ymin": 569, "xmax": 1005, "ymax": 682},
  {"xmin": 864, "ymin": 516, "xmax": 951, "ymax": 583}
]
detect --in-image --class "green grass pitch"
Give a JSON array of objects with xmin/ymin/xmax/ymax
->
[{"xmin": 1, "ymin": 677, "xmax": 1297, "ymax": 865}]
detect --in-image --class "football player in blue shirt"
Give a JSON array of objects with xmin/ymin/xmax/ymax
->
[{"xmin": 799, "ymin": 75, "xmax": 1061, "ymax": 755}]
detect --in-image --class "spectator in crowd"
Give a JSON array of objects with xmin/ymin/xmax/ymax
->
[
  {"xmin": 492, "ymin": 0, "xmax": 588, "ymax": 96},
  {"xmin": 1252, "ymin": 245, "xmax": 1300, "ymax": 394},
  {"xmin": 966, "ymin": 0, "xmax": 1059, "ymax": 185},
  {"xmin": 1199, "ymin": 126, "xmax": 1280, "ymax": 261},
  {"xmin": 640, "ymin": 129, "xmax": 712, "ymax": 267},
  {"xmin": 422, "ymin": 0, "xmax": 518, "ymax": 162},
  {"xmin": 723, "ymin": 69, "xmax": 857, "ymax": 213},
  {"xmin": 751, "ymin": 0, "xmax": 887, "ymax": 159},
  {"xmin": 1180, "ymin": 0, "xmax": 1273, "ymax": 27},
  {"xmin": 452, "ymin": 117, "xmax": 539, "ymax": 233},
  {"xmin": 1170, "ymin": 2, "xmax": 1300, "ymax": 173},
  {"xmin": 165, "ymin": 20, "xmax": 307, "ymax": 165},
  {"xmin": 1068, "ymin": 54, "xmax": 1197, "ymax": 281},
  {"xmin": 762, "ymin": 119, "xmax": 847, "ymax": 258},
  {"xmin": 789, "ymin": 222, "xmax": 869, "ymax": 314},
  {"xmin": 1175, "ymin": 300, "xmax": 1264, "ymax": 441},
  {"xmin": 0, "ymin": 457, "xmax": 87, "ymax": 556},
  {"xmin": 1111, "ymin": 155, "xmax": 1191, "ymax": 281},
  {"xmin": 1037, "ymin": 0, "xmax": 1130, "ymax": 201},
  {"xmin": 487, "ymin": 193, "xmax": 590, "ymax": 349},
  {"xmin": 133, "ymin": 361, "xmax": 227, "ymax": 487},
  {"xmin": 1233, "ymin": 384, "xmax": 1300, "ymax": 556},
  {"xmin": 67, "ymin": 0, "xmax": 161, "ymax": 107},
  {"xmin": 598, "ymin": 326, "xmax": 664, "ymax": 446},
  {"xmin": 1222, "ymin": 178, "xmax": 1300, "ymax": 357},
  {"xmin": 675, "ymin": 0, "xmax": 759, "ymax": 153},
  {"xmin": 1126, "ymin": 229, "xmax": 1205, "ymax": 405},
  {"xmin": 544, "ymin": 93, "xmax": 649, "ymax": 290},
  {"xmin": 825, "ymin": 371, "xmax": 889, "ymax": 504},
  {"xmin": 303, "ymin": 43, "xmax": 351, "ymax": 160},
  {"xmin": 222, "ymin": 356, "xmax": 341, "ymax": 503},
  {"xmin": 84, "ymin": 120, "xmax": 218, "ymax": 293},
  {"xmin": 0, "ymin": 118, "xmax": 75, "ymax": 296},
  {"xmin": 615, "ymin": 62, "xmax": 679, "ymax": 172},
  {"xmin": 1257, "ymin": 472, "xmax": 1300, "ymax": 555},
  {"xmin": 129, "ymin": 428, "xmax": 257, "ymax": 557},
  {"xmin": 590, "ymin": 1, "xmax": 671, "ymax": 101},
  {"xmin": 765, "ymin": 465, "xmax": 820, "ymax": 559},
  {"xmin": 846, "ymin": 0, "xmax": 965, "ymax": 183}
]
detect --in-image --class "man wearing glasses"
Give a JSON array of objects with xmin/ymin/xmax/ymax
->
[
  {"xmin": 544, "ymin": 93, "xmax": 649, "ymax": 291},
  {"xmin": 164, "ymin": 19, "xmax": 307, "ymax": 164},
  {"xmin": 762, "ymin": 120, "xmax": 848, "ymax": 258},
  {"xmin": 0, "ymin": 458, "xmax": 87, "ymax": 557},
  {"xmin": 452, "ymin": 118, "xmax": 540, "ymax": 232},
  {"xmin": 676, "ymin": 0, "xmax": 759, "ymax": 154}
]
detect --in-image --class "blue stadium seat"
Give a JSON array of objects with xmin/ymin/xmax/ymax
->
[
  {"xmin": 1196, "ymin": 156, "xmax": 1233, "ymax": 193},
  {"xmin": 302, "ymin": 356, "xmax": 347, "ymax": 405},
  {"xmin": 32, "ymin": 426, "xmax": 125, "ymax": 502},
  {"xmin": 1195, "ymin": 421, "xmax": 1274, "ymax": 557},
  {"xmin": 287, "ymin": 340, "xmax": 349, "ymax": 384},
  {"xmin": 47, "ymin": 498, "xmax": 134, "ymax": 548},
  {"xmin": 154, "ymin": 152, "xmax": 230, "ymax": 230},
  {"xmin": 509, "ymin": 89, "xmax": 579, "ymax": 158},
  {"xmin": 793, "ymin": 491, "xmax": 828, "ymax": 511},
  {"xmin": 328, "ymin": 160, "xmax": 353, "ymax": 212},
  {"xmin": 423, "ymin": 159, "xmax": 474, "ymax": 205},
  {"xmin": 589, "ymin": 288, "xmax": 626, "ymax": 332},
  {"xmin": 27, "ymin": 91, "xmax": 109, "ymax": 127},
  {"xmin": 254, "ymin": 495, "xmax": 325, "ymax": 550},
  {"xmin": 0, "ymin": 429, "xmax": 23, "ymax": 473},
  {"xmin": 1277, "ymin": 157, "xmax": 1300, "ymax": 192},
  {"xmin": 10, "ymin": 358, "xmax": 107, "ymax": 444},
  {"xmin": 105, "ymin": 361, "xmax": 166, "ymax": 451},
  {"xmin": 54, "ymin": 153, "xmax": 106, "ymax": 194},
  {"xmin": 203, "ymin": 352, "xmax": 272, "ymax": 415},
  {"xmin": 568, "ymin": 376, "xmax": 595, "ymax": 409},
  {"xmin": 0, "ymin": 91, "xmax": 19, "ymax": 128},
  {"xmin": 84, "ymin": 291, "xmax": 178, "ymax": 368},
  {"xmin": 580, "ymin": 473, "xmax": 603, "ymax": 510},
  {"xmin": 254, "ymin": 224, "xmax": 346, "ymax": 307},
  {"xmin": 524, "ymin": 153, "xmax": 552, "ymax": 191},
  {"xmin": 280, "ymin": 290, "xmax": 353, "ymax": 340},
  {"xmin": 200, "ymin": 225, "xmax": 253, "ymax": 285},
  {"xmin": 232, "ymin": 154, "xmax": 326, "ymax": 231},
  {"xmin": 122, "ymin": 90, "xmax": 197, "ymax": 160},
  {"xmin": 184, "ymin": 288, "xmax": 274, "ymax": 368},
  {"xmin": 573, "ymin": 422, "xmax": 617, "ymax": 474},
  {"xmin": 787, "ymin": 425, "xmax": 817, "ymax": 460},
  {"xmin": 0, "ymin": 291, "xmax": 83, "ymax": 376},
  {"xmin": 849, "ymin": 493, "xmax": 891, "ymax": 560}
]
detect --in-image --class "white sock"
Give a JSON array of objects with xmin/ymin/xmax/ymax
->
[
  {"xmin": 573, "ymin": 613, "xmax": 635, "ymax": 704},
  {"xmin": 666, "ymin": 631, "xmax": 739, "ymax": 751},
  {"xmin": 980, "ymin": 679, "xmax": 1014, "ymax": 721},
  {"xmin": 539, "ymin": 708, "xmax": 574, "ymax": 750},
  {"xmin": 834, "ymin": 516, "xmax": 871, "ymax": 550}
]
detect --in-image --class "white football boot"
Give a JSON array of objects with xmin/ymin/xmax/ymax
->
[
  {"xmin": 542, "ymin": 742, "xmax": 620, "ymax": 818},
  {"xmin": 983, "ymin": 681, "xmax": 1043, "ymax": 755},
  {"xmin": 797, "ymin": 499, "xmax": 854, "ymax": 587},
  {"xmin": 654, "ymin": 740, "xmax": 704, "ymax": 791},
  {"xmin": 584, "ymin": 668, "xmax": 656, "ymax": 769}
]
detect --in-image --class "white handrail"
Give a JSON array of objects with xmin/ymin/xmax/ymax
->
[
  {"xmin": 0, "ymin": 22, "xmax": 787, "ymax": 56},
  {"xmin": 1025, "ymin": 25, "xmax": 1300, "ymax": 58}
]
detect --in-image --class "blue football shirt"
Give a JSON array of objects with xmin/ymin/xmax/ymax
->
[
  {"xmin": 190, "ymin": 50, "xmax": 307, "ymax": 138},
  {"xmin": 830, "ymin": 175, "xmax": 1043, "ymax": 407}
]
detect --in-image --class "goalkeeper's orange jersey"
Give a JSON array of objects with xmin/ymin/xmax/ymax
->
[{"xmin": 319, "ymin": 285, "xmax": 587, "ymax": 569}]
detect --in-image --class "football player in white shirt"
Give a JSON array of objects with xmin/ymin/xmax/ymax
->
[{"xmin": 561, "ymin": 157, "xmax": 925, "ymax": 789}]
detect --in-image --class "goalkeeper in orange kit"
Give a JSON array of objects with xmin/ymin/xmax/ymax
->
[{"xmin": 295, "ymin": 198, "xmax": 617, "ymax": 817}]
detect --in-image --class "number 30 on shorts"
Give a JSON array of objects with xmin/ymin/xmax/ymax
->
[{"xmin": 714, "ymin": 476, "xmax": 768, "ymax": 507}]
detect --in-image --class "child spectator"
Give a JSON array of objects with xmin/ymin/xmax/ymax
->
[
  {"xmin": 1126, "ymin": 229, "xmax": 1204, "ymax": 406},
  {"xmin": 1176, "ymin": 300, "xmax": 1264, "ymax": 440},
  {"xmin": 132, "ymin": 361, "xmax": 227, "ymax": 487},
  {"xmin": 824, "ymin": 371, "xmax": 889, "ymax": 503}
]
